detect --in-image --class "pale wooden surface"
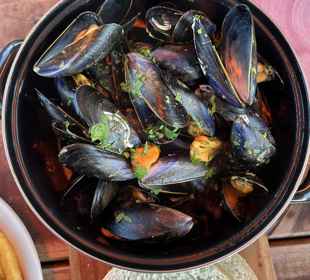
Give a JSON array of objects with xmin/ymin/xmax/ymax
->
[{"xmin": 0, "ymin": 0, "xmax": 309, "ymax": 279}]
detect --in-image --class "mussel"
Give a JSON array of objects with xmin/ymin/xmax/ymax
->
[
  {"xmin": 59, "ymin": 143, "xmax": 135, "ymax": 181},
  {"xmin": 36, "ymin": 89, "xmax": 89, "ymax": 141},
  {"xmin": 231, "ymin": 113, "xmax": 276, "ymax": 165},
  {"xmin": 140, "ymin": 156, "xmax": 208, "ymax": 187},
  {"xmin": 193, "ymin": 16, "xmax": 243, "ymax": 108},
  {"xmin": 75, "ymin": 85, "xmax": 141, "ymax": 153},
  {"xmin": 34, "ymin": 12, "xmax": 124, "ymax": 77},
  {"xmin": 124, "ymin": 52, "xmax": 188, "ymax": 128},
  {"xmin": 223, "ymin": 174, "xmax": 269, "ymax": 222},
  {"xmin": 91, "ymin": 180, "xmax": 119, "ymax": 219},
  {"xmin": 145, "ymin": 6, "xmax": 183, "ymax": 42},
  {"xmin": 173, "ymin": 10, "xmax": 216, "ymax": 43},
  {"xmin": 102, "ymin": 203, "xmax": 194, "ymax": 241},
  {"xmin": 220, "ymin": 4, "xmax": 257, "ymax": 106},
  {"xmin": 162, "ymin": 73, "xmax": 215, "ymax": 137},
  {"xmin": 152, "ymin": 45, "xmax": 204, "ymax": 85}
]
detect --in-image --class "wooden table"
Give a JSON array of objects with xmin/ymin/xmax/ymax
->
[{"xmin": 0, "ymin": 0, "xmax": 309, "ymax": 279}]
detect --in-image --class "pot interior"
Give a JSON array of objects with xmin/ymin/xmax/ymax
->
[{"xmin": 6, "ymin": 0, "xmax": 309, "ymax": 270}]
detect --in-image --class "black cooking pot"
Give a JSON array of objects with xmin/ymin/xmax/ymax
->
[{"xmin": 1, "ymin": 0, "xmax": 309, "ymax": 272}]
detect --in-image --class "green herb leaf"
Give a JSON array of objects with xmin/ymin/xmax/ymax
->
[
  {"xmin": 120, "ymin": 82, "xmax": 131, "ymax": 93},
  {"xmin": 175, "ymin": 92, "xmax": 183, "ymax": 103},
  {"xmin": 134, "ymin": 166, "xmax": 148, "ymax": 180},
  {"xmin": 90, "ymin": 114, "xmax": 109, "ymax": 146},
  {"xmin": 67, "ymin": 97, "xmax": 73, "ymax": 107},
  {"xmin": 205, "ymin": 167, "xmax": 216, "ymax": 180},
  {"xmin": 209, "ymin": 95, "xmax": 217, "ymax": 115},
  {"xmin": 164, "ymin": 127, "xmax": 179, "ymax": 140},
  {"xmin": 115, "ymin": 211, "xmax": 132, "ymax": 223}
]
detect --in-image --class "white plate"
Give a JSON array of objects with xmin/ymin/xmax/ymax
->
[{"xmin": 0, "ymin": 197, "xmax": 43, "ymax": 280}]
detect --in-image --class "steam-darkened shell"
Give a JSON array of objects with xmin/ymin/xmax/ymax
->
[
  {"xmin": 34, "ymin": 12, "xmax": 123, "ymax": 77},
  {"xmin": 103, "ymin": 203, "xmax": 193, "ymax": 241},
  {"xmin": 173, "ymin": 10, "xmax": 216, "ymax": 43},
  {"xmin": 231, "ymin": 113, "xmax": 276, "ymax": 165},
  {"xmin": 59, "ymin": 143, "xmax": 135, "ymax": 181},
  {"xmin": 193, "ymin": 17, "xmax": 243, "ymax": 108},
  {"xmin": 91, "ymin": 180, "xmax": 119, "ymax": 219},
  {"xmin": 220, "ymin": 4, "xmax": 257, "ymax": 106},
  {"xmin": 75, "ymin": 85, "xmax": 141, "ymax": 153},
  {"xmin": 162, "ymin": 73, "xmax": 215, "ymax": 136},
  {"xmin": 152, "ymin": 45, "xmax": 203, "ymax": 84},
  {"xmin": 145, "ymin": 6, "xmax": 183, "ymax": 42},
  {"xmin": 140, "ymin": 156, "xmax": 207, "ymax": 187},
  {"xmin": 124, "ymin": 52, "xmax": 188, "ymax": 128}
]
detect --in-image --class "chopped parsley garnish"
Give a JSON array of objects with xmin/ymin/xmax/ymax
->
[
  {"xmin": 191, "ymin": 155, "xmax": 201, "ymax": 165},
  {"xmin": 134, "ymin": 166, "xmax": 148, "ymax": 180},
  {"xmin": 138, "ymin": 47, "xmax": 152, "ymax": 59},
  {"xmin": 164, "ymin": 126, "xmax": 179, "ymax": 140},
  {"xmin": 147, "ymin": 125, "xmax": 180, "ymax": 142},
  {"xmin": 175, "ymin": 92, "xmax": 183, "ymax": 103},
  {"xmin": 115, "ymin": 211, "xmax": 132, "ymax": 223},
  {"xmin": 120, "ymin": 82, "xmax": 131, "ymax": 93},
  {"xmin": 120, "ymin": 73, "xmax": 145, "ymax": 97},
  {"xmin": 209, "ymin": 95, "xmax": 217, "ymax": 115},
  {"xmin": 89, "ymin": 114, "xmax": 109, "ymax": 147},
  {"xmin": 205, "ymin": 167, "xmax": 216, "ymax": 180},
  {"xmin": 67, "ymin": 97, "xmax": 73, "ymax": 107}
]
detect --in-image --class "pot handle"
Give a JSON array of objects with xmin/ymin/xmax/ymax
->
[{"xmin": 0, "ymin": 40, "xmax": 23, "ymax": 108}]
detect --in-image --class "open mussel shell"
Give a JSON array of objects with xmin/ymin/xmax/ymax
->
[
  {"xmin": 220, "ymin": 4, "xmax": 257, "ymax": 106},
  {"xmin": 34, "ymin": 11, "xmax": 124, "ymax": 77},
  {"xmin": 140, "ymin": 156, "xmax": 208, "ymax": 187},
  {"xmin": 231, "ymin": 113, "xmax": 276, "ymax": 166},
  {"xmin": 193, "ymin": 17, "xmax": 243, "ymax": 108},
  {"xmin": 173, "ymin": 10, "xmax": 216, "ymax": 43},
  {"xmin": 52, "ymin": 122, "xmax": 91, "ymax": 144},
  {"xmin": 76, "ymin": 85, "xmax": 141, "ymax": 153},
  {"xmin": 103, "ymin": 203, "xmax": 194, "ymax": 241},
  {"xmin": 152, "ymin": 45, "xmax": 203, "ymax": 85},
  {"xmin": 91, "ymin": 180, "xmax": 119, "ymax": 220},
  {"xmin": 125, "ymin": 52, "xmax": 188, "ymax": 128},
  {"xmin": 36, "ymin": 89, "xmax": 88, "ymax": 135},
  {"xmin": 162, "ymin": 73, "xmax": 215, "ymax": 137},
  {"xmin": 223, "ymin": 174, "xmax": 269, "ymax": 222},
  {"xmin": 59, "ymin": 143, "xmax": 135, "ymax": 181},
  {"xmin": 145, "ymin": 6, "xmax": 183, "ymax": 42}
]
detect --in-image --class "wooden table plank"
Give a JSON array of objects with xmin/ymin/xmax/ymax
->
[
  {"xmin": 240, "ymin": 236, "xmax": 277, "ymax": 280},
  {"xmin": 69, "ymin": 249, "xmax": 111, "ymax": 280},
  {"xmin": 270, "ymin": 238, "xmax": 310, "ymax": 280},
  {"xmin": 269, "ymin": 204, "xmax": 310, "ymax": 239},
  {"xmin": 43, "ymin": 265, "xmax": 71, "ymax": 280}
]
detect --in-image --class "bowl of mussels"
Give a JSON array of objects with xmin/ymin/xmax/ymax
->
[{"xmin": 1, "ymin": 0, "xmax": 309, "ymax": 272}]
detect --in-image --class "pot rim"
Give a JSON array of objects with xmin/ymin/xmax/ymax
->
[{"xmin": 2, "ymin": 0, "xmax": 310, "ymax": 272}]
